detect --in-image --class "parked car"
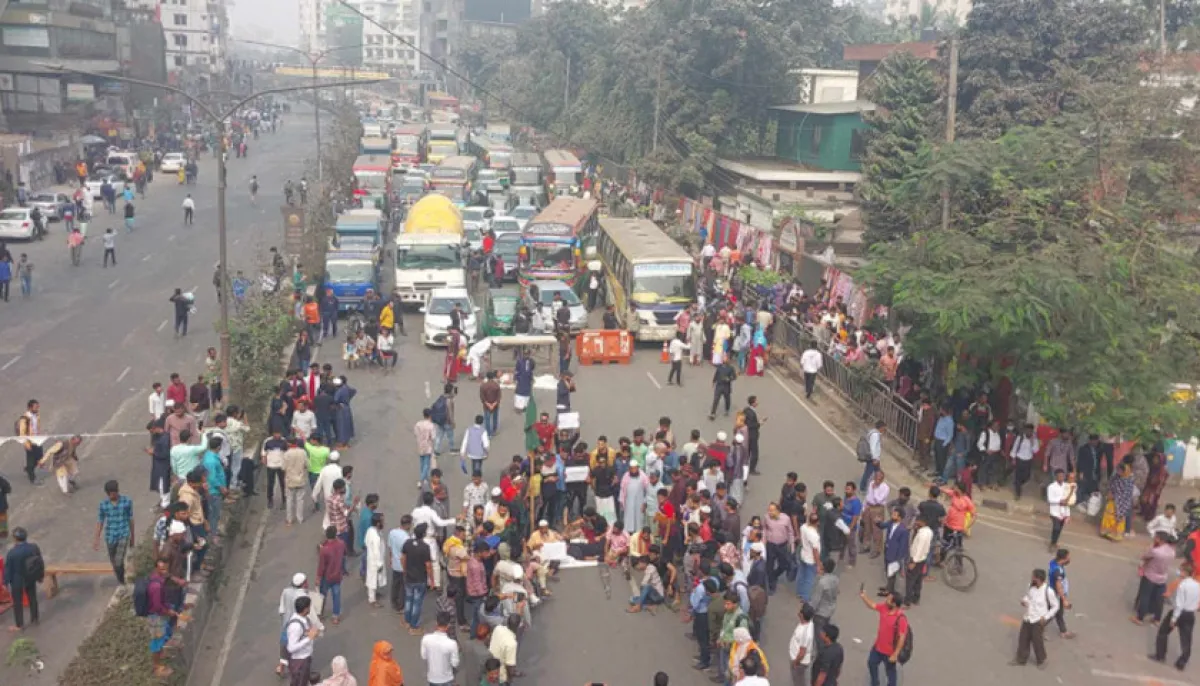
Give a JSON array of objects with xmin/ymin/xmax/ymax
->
[
  {"xmin": 460, "ymin": 206, "xmax": 494, "ymax": 234},
  {"xmin": 160, "ymin": 152, "xmax": 187, "ymax": 173},
  {"xmin": 421, "ymin": 287, "xmax": 479, "ymax": 346},
  {"xmin": 28, "ymin": 192, "xmax": 69, "ymax": 221},
  {"xmin": 509, "ymin": 205, "xmax": 538, "ymax": 231},
  {"xmin": 531, "ymin": 280, "xmax": 587, "ymax": 332},
  {"xmin": 0, "ymin": 207, "xmax": 38, "ymax": 239},
  {"xmin": 489, "ymin": 216, "xmax": 522, "ymax": 238}
]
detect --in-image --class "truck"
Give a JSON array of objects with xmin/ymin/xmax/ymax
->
[
  {"xmin": 427, "ymin": 123, "xmax": 458, "ymax": 164},
  {"xmin": 485, "ymin": 122, "xmax": 511, "ymax": 143},
  {"xmin": 323, "ymin": 248, "xmax": 380, "ymax": 313},
  {"xmin": 360, "ymin": 136, "xmax": 391, "ymax": 155},
  {"xmin": 335, "ymin": 208, "xmax": 385, "ymax": 247},
  {"xmin": 394, "ymin": 194, "xmax": 466, "ymax": 305}
]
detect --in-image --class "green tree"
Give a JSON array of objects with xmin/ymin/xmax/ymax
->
[
  {"xmin": 858, "ymin": 52, "xmax": 939, "ymax": 245},
  {"xmin": 954, "ymin": 0, "xmax": 1151, "ymax": 138}
]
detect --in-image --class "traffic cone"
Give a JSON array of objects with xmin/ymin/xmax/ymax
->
[{"xmin": 661, "ymin": 341, "xmax": 669, "ymax": 363}]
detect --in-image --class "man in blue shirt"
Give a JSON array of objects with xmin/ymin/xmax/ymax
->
[
  {"xmin": 933, "ymin": 406, "xmax": 955, "ymax": 479},
  {"xmin": 841, "ymin": 482, "xmax": 863, "ymax": 568},
  {"xmin": 387, "ymin": 514, "xmax": 412, "ymax": 612},
  {"xmin": 201, "ymin": 436, "xmax": 228, "ymax": 539},
  {"xmin": 94, "ymin": 479, "xmax": 134, "ymax": 584},
  {"xmin": 691, "ymin": 577, "xmax": 718, "ymax": 669}
]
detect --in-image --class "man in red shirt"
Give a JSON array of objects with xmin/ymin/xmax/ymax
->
[
  {"xmin": 532, "ymin": 413, "xmax": 556, "ymax": 453},
  {"xmin": 166, "ymin": 373, "xmax": 188, "ymax": 408},
  {"xmin": 859, "ymin": 589, "xmax": 908, "ymax": 686}
]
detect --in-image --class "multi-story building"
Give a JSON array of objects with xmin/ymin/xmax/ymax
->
[
  {"xmin": 299, "ymin": 0, "xmax": 327, "ymax": 53},
  {"xmin": 419, "ymin": 0, "xmax": 462, "ymax": 86},
  {"xmin": 125, "ymin": 0, "xmax": 227, "ymax": 73},
  {"xmin": 358, "ymin": 0, "xmax": 420, "ymax": 75}
]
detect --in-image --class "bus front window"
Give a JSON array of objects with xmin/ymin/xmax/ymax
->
[
  {"xmin": 526, "ymin": 243, "xmax": 574, "ymax": 270},
  {"xmin": 632, "ymin": 271, "xmax": 695, "ymax": 304}
]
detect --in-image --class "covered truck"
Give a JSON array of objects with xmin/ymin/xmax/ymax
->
[{"xmin": 394, "ymin": 194, "xmax": 466, "ymax": 305}]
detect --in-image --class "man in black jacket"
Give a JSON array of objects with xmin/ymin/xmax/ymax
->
[{"xmin": 3, "ymin": 527, "xmax": 44, "ymax": 630}]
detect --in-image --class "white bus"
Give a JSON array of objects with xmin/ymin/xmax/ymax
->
[{"xmin": 595, "ymin": 217, "xmax": 696, "ymax": 341}]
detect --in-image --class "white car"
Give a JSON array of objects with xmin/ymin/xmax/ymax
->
[
  {"xmin": 531, "ymin": 280, "xmax": 588, "ymax": 332},
  {"xmin": 85, "ymin": 173, "xmax": 127, "ymax": 200},
  {"xmin": 160, "ymin": 152, "xmax": 186, "ymax": 173},
  {"xmin": 0, "ymin": 207, "xmax": 38, "ymax": 239},
  {"xmin": 28, "ymin": 192, "xmax": 69, "ymax": 221},
  {"xmin": 488, "ymin": 216, "xmax": 522, "ymax": 238},
  {"xmin": 460, "ymin": 206, "xmax": 494, "ymax": 234},
  {"xmin": 509, "ymin": 205, "xmax": 538, "ymax": 231},
  {"xmin": 463, "ymin": 226, "xmax": 483, "ymax": 252},
  {"xmin": 421, "ymin": 288, "xmax": 479, "ymax": 346}
]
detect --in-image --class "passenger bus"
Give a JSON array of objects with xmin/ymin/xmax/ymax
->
[
  {"xmin": 427, "ymin": 123, "xmax": 458, "ymax": 164},
  {"xmin": 352, "ymin": 155, "xmax": 391, "ymax": 213},
  {"xmin": 391, "ymin": 124, "xmax": 427, "ymax": 173},
  {"xmin": 430, "ymin": 155, "xmax": 478, "ymax": 205},
  {"xmin": 509, "ymin": 152, "xmax": 544, "ymax": 188},
  {"xmin": 543, "ymin": 149, "xmax": 583, "ymax": 197},
  {"xmin": 518, "ymin": 196, "xmax": 599, "ymax": 290},
  {"xmin": 595, "ymin": 218, "xmax": 696, "ymax": 341}
]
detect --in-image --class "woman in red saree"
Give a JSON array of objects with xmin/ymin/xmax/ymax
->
[
  {"xmin": 443, "ymin": 328, "xmax": 461, "ymax": 382},
  {"xmin": 1140, "ymin": 450, "xmax": 1170, "ymax": 521}
]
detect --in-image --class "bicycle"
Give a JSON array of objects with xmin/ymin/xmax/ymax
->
[{"xmin": 937, "ymin": 529, "xmax": 978, "ymax": 591}]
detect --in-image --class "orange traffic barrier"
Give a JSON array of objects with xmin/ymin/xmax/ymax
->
[{"xmin": 576, "ymin": 329, "xmax": 633, "ymax": 365}]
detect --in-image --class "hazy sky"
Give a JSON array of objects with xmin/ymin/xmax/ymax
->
[{"xmin": 230, "ymin": 0, "xmax": 301, "ymax": 47}]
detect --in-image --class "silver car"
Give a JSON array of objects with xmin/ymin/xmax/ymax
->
[
  {"xmin": 531, "ymin": 280, "xmax": 588, "ymax": 332},
  {"xmin": 28, "ymin": 192, "xmax": 69, "ymax": 221},
  {"xmin": 0, "ymin": 207, "xmax": 37, "ymax": 239}
]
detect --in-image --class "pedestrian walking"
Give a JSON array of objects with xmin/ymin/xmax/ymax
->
[
  {"xmin": 388, "ymin": 515, "xmax": 411, "ymax": 613},
  {"xmin": 480, "ymin": 372, "xmax": 501, "ymax": 437},
  {"xmin": 1010, "ymin": 423, "xmax": 1040, "ymax": 500},
  {"xmin": 1048, "ymin": 547, "xmax": 1074, "ymax": 638},
  {"xmin": 3, "ymin": 527, "xmax": 44, "ymax": 631},
  {"xmin": 282, "ymin": 437, "xmax": 309, "ymax": 524},
  {"xmin": 16, "ymin": 399, "xmax": 43, "ymax": 485},
  {"xmin": 877, "ymin": 506, "xmax": 909, "ymax": 598},
  {"xmin": 1133, "ymin": 532, "xmax": 1175, "ymax": 625},
  {"xmin": 0, "ymin": 254, "xmax": 10, "ymax": 301},
  {"xmin": 905, "ymin": 514, "xmax": 932, "ymax": 606},
  {"xmin": 420, "ymin": 611, "xmax": 460, "ymax": 686},
  {"xmin": 102, "ymin": 228, "xmax": 116, "ymax": 267},
  {"xmin": 1046, "ymin": 469, "xmax": 1074, "ymax": 550},
  {"xmin": 431, "ymin": 384, "xmax": 457, "ymax": 456},
  {"xmin": 94, "ymin": 480, "xmax": 134, "ymax": 584},
  {"xmin": 709, "ymin": 359, "xmax": 736, "ymax": 420},
  {"xmin": 123, "ymin": 199, "xmax": 135, "ymax": 232},
  {"xmin": 460, "ymin": 415, "xmax": 490, "ymax": 478},
  {"xmin": 368, "ymin": 641, "xmax": 404, "ymax": 686},
  {"xmin": 401, "ymin": 523, "xmax": 434, "ymax": 634},
  {"xmin": 789, "ymin": 604, "xmax": 816, "ymax": 686},
  {"xmin": 1010, "ymin": 568, "xmax": 1058, "ymax": 669},
  {"xmin": 182, "ymin": 195, "xmax": 194, "ymax": 225},
  {"xmin": 316, "ymin": 525, "xmax": 347, "ymax": 624},
  {"xmin": 283, "ymin": 595, "xmax": 318, "ymax": 686},
  {"xmin": 17, "ymin": 254, "xmax": 31, "ymax": 297},
  {"xmin": 859, "ymin": 589, "xmax": 908, "ymax": 686},
  {"xmin": 1150, "ymin": 560, "xmax": 1198, "ymax": 670},
  {"xmin": 169, "ymin": 288, "xmax": 190, "ymax": 337},
  {"xmin": 856, "ymin": 421, "xmax": 884, "ymax": 492}
]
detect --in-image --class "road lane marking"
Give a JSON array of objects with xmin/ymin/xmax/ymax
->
[
  {"xmin": 207, "ymin": 499, "xmax": 271, "ymax": 686},
  {"xmin": 115, "ymin": 366, "xmax": 131, "ymax": 383},
  {"xmin": 108, "ymin": 278, "xmax": 119, "ymax": 289},
  {"xmin": 1092, "ymin": 669, "xmax": 1197, "ymax": 686},
  {"xmin": 142, "ymin": 253, "xmax": 152, "ymax": 262},
  {"xmin": 1, "ymin": 355, "xmax": 19, "ymax": 370},
  {"xmin": 646, "ymin": 371, "xmax": 661, "ymax": 389},
  {"xmin": 157, "ymin": 319, "xmax": 168, "ymax": 332}
]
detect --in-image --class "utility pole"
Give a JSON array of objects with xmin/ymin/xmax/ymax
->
[
  {"xmin": 653, "ymin": 55, "xmax": 662, "ymax": 152},
  {"xmin": 940, "ymin": 34, "xmax": 958, "ymax": 232},
  {"xmin": 1161, "ymin": 0, "xmax": 1168, "ymax": 60},
  {"xmin": 313, "ymin": 60, "xmax": 323, "ymax": 180}
]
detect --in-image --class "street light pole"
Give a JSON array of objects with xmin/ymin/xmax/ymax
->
[
  {"xmin": 314, "ymin": 64, "xmax": 322, "ymax": 181},
  {"xmin": 36, "ymin": 61, "xmax": 383, "ymax": 403}
]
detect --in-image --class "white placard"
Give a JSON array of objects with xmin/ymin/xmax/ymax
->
[
  {"xmin": 557, "ymin": 412, "xmax": 579, "ymax": 430},
  {"xmin": 564, "ymin": 465, "xmax": 589, "ymax": 483}
]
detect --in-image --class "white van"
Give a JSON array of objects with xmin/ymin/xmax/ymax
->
[{"xmin": 105, "ymin": 152, "xmax": 137, "ymax": 178}]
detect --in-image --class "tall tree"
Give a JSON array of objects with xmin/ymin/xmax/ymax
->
[{"xmin": 857, "ymin": 52, "xmax": 939, "ymax": 245}]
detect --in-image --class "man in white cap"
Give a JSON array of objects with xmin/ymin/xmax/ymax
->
[
  {"xmin": 484, "ymin": 487, "xmax": 503, "ymax": 521},
  {"xmin": 312, "ymin": 450, "xmax": 343, "ymax": 529},
  {"xmin": 728, "ymin": 433, "xmax": 749, "ymax": 503},
  {"xmin": 276, "ymin": 573, "xmax": 324, "ymax": 676},
  {"xmin": 526, "ymin": 520, "xmax": 563, "ymax": 591}
]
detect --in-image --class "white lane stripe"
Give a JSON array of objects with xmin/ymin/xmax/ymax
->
[
  {"xmin": 142, "ymin": 253, "xmax": 152, "ymax": 262},
  {"xmin": 108, "ymin": 278, "xmax": 120, "ymax": 289},
  {"xmin": 157, "ymin": 319, "xmax": 168, "ymax": 332},
  {"xmin": 116, "ymin": 366, "xmax": 131, "ymax": 383},
  {"xmin": 645, "ymin": 371, "xmax": 662, "ymax": 389},
  {"xmin": 1, "ymin": 355, "xmax": 20, "ymax": 371}
]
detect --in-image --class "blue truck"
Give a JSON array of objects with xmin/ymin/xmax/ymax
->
[
  {"xmin": 334, "ymin": 208, "xmax": 386, "ymax": 248},
  {"xmin": 323, "ymin": 248, "xmax": 380, "ymax": 313}
]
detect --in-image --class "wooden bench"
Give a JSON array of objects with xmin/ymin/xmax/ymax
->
[{"xmin": 44, "ymin": 563, "xmax": 112, "ymax": 598}]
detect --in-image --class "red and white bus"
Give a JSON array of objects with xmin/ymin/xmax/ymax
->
[{"xmin": 391, "ymin": 124, "xmax": 427, "ymax": 173}]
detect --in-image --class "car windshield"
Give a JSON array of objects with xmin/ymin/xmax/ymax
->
[
  {"xmin": 326, "ymin": 262, "xmax": 375, "ymax": 284},
  {"xmin": 495, "ymin": 234, "xmax": 521, "ymax": 254},
  {"xmin": 492, "ymin": 297, "xmax": 518, "ymax": 317},
  {"xmin": 401, "ymin": 179, "xmax": 425, "ymax": 191},
  {"xmin": 31, "ymin": 194, "xmax": 56, "ymax": 203},
  {"xmin": 538, "ymin": 287, "xmax": 581, "ymax": 306},
  {"xmin": 491, "ymin": 219, "xmax": 520, "ymax": 234},
  {"xmin": 526, "ymin": 243, "xmax": 574, "ymax": 269},
  {"xmin": 511, "ymin": 207, "xmax": 537, "ymax": 220},
  {"xmin": 428, "ymin": 297, "xmax": 470, "ymax": 315},
  {"xmin": 397, "ymin": 244, "xmax": 462, "ymax": 269},
  {"xmin": 0, "ymin": 209, "xmax": 26, "ymax": 220},
  {"xmin": 464, "ymin": 227, "xmax": 482, "ymax": 243},
  {"xmin": 461, "ymin": 208, "xmax": 487, "ymax": 222}
]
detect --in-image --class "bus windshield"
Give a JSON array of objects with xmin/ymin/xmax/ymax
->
[
  {"xmin": 394, "ymin": 135, "xmax": 421, "ymax": 154},
  {"xmin": 430, "ymin": 141, "xmax": 457, "ymax": 157},
  {"xmin": 326, "ymin": 261, "xmax": 375, "ymax": 284},
  {"xmin": 632, "ymin": 265, "xmax": 695, "ymax": 304},
  {"xmin": 512, "ymin": 167, "xmax": 541, "ymax": 186},
  {"xmin": 397, "ymin": 244, "xmax": 462, "ymax": 269},
  {"xmin": 526, "ymin": 242, "xmax": 574, "ymax": 269},
  {"xmin": 355, "ymin": 172, "xmax": 387, "ymax": 190}
]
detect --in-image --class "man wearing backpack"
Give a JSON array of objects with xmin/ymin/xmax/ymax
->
[
  {"xmin": 857, "ymin": 421, "xmax": 885, "ymax": 493},
  {"xmin": 858, "ymin": 589, "xmax": 909, "ymax": 686},
  {"xmin": 3, "ymin": 527, "xmax": 44, "ymax": 630}
]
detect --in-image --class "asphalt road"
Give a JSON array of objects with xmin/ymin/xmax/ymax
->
[
  {"xmin": 185, "ymin": 316, "xmax": 1188, "ymax": 686},
  {"xmin": 0, "ymin": 108, "xmax": 320, "ymax": 681}
]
